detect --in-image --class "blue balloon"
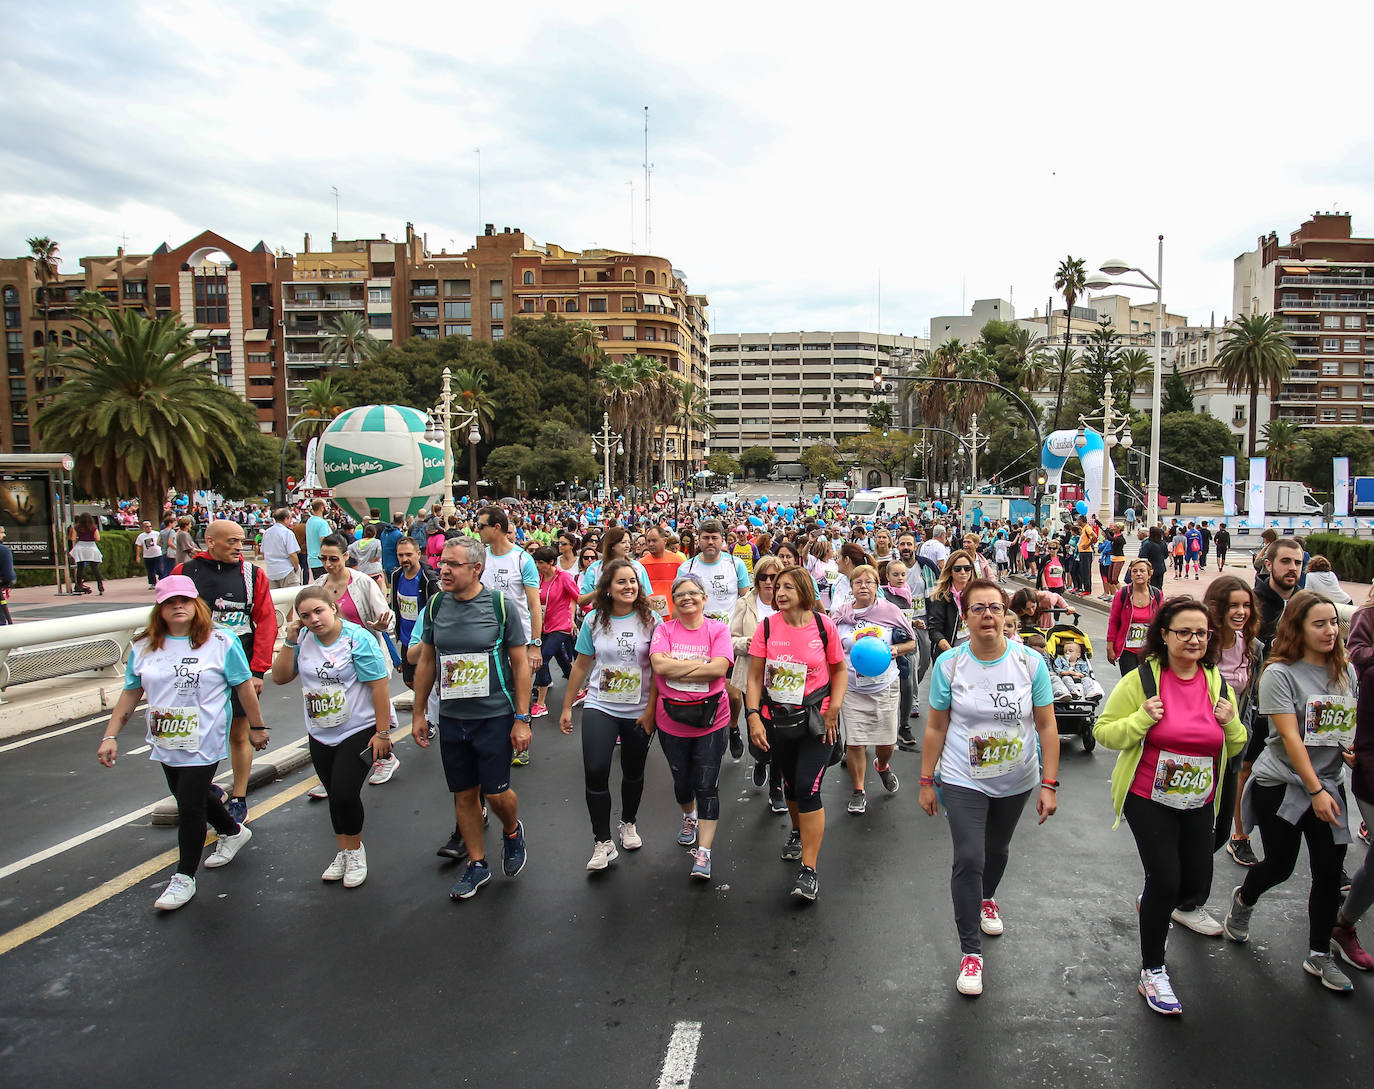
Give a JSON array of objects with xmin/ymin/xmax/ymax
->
[
  {"xmin": 813, "ymin": 494, "xmax": 821, "ymax": 503},
  {"xmin": 759, "ymin": 495, "xmax": 769, "ymax": 505},
  {"xmin": 748, "ymin": 515, "xmax": 763, "ymax": 527},
  {"xmin": 865, "ymin": 522, "xmax": 874, "ymax": 530},
  {"xmin": 851, "ymin": 636, "xmax": 893, "ymax": 678},
  {"xmin": 937, "ymin": 502, "xmax": 947, "ymax": 513},
  {"xmin": 1075, "ymin": 500, "xmax": 1088, "ymax": 515},
  {"xmin": 717, "ymin": 501, "xmax": 727, "ymax": 511}
]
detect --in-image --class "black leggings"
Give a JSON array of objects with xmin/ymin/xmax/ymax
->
[
  {"xmin": 581, "ymin": 707, "xmax": 650, "ymax": 841},
  {"xmin": 656, "ymin": 727, "xmax": 727, "ymax": 821},
  {"xmin": 308, "ymin": 727, "xmax": 376, "ymax": 837},
  {"xmin": 162, "ymin": 762, "xmax": 238, "ymax": 877},
  {"xmin": 1123, "ymin": 792, "xmax": 1215, "ymax": 967},
  {"xmin": 942, "ymin": 784, "xmax": 1032, "ymax": 955},
  {"xmin": 1117, "ymin": 650, "xmax": 1142, "ymax": 678},
  {"xmin": 1240, "ymin": 782, "xmax": 1348, "ymax": 950},
  {"xmin": 770, "ymin": 726, "xmax": 832, "ymax": 814},
  {"xmin": 75, "ymin": 560, "xmax": 104, "ymax": 591}
]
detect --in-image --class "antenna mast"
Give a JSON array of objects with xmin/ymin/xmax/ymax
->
[{"xmin": 643, "ymin": 106, "xmax": 651, "ymax": 253}]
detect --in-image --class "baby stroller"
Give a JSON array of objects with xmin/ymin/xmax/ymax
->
[{"xmin": 1043, "ymin": 622, "xmax": 1099, "ymax": 753}]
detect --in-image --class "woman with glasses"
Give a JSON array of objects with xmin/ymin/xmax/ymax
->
[
  {"xmin": 555, "ymin": 533, "xmax": 581, "ymax": 577},
  {"xmin": 1224, "ymin": 591, "xmax": 1360, "ymax": 994},
  {"xmin": 313, "ymin": 535, "xmax": 395, "ymax": 656},
  {"xmin": 919, "ymin": 579, "xmax": 1060, "ymax": 998},
  {"xmin": 649, "ymin": 573, "xmax": 735, "ymax": 881},
  {"xmin": 832, "ymin": 564, "xmax": 915, "ymax": 814},
  {"xmin": 928, "ymin": 550, "xmax": 976, "ymax": 656},
  {"xmin": 730, "ymin": 556, "xmax": 787, "ymax": 812},
  {"xmin": 1095, "ymin": 597, "xmax": 1246, "ymax": 1015},
  {"xmin": 745, "ymin": 567, "xmax": 846, "ymax": 901},
  {"xmin": 559, "ymin": 558, "xmax": 658, "ymax": 871}
]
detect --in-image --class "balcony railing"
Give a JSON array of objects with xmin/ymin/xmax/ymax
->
[
  {"xmin": 283, "ymin": 298, "xmax": 364, "ymax": 310},
  {"xmin": 1288, "ymin": 369, "xmax": 1318, "ymax": 379},
  {"xmin": 1283, "ymin": 322, "xmax": 1320, "ymax": 331},
  {"xmin": 1280, "ymin": 275, "xmax": 1370, "ymax": 286},
  {"xmin": 284, "ymin": 326, "xmax": 327, "ymax": 337},
  {"xmin": 284, "ymin": 351, "xmax": 325, "ymax": 363},
  {"xmin": 1279, "ymin": 298, "xmax": 1374, "ymax": 311}
]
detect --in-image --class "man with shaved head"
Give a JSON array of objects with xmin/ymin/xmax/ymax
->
[{"xmin": 171, "ymin": 519, "xmax": 278, "ymax": 822}]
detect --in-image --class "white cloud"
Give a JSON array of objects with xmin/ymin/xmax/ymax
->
[{"xmin": 5, "ymin": 0, "xmax": 1374, "ymax": 338}]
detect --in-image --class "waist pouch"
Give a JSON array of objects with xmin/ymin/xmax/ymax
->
[
  {"xmin": 661, "ymin": 692, "xmax": 722, "ymax": 729},
  {"xmin": 764, "ymin": 684, "xmax": 832, "ymax": 741}
]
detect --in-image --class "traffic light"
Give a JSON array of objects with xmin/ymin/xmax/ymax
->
[{"xmin": 1036, "ymin": 468, "xmax": 1048, "ymax": 487}]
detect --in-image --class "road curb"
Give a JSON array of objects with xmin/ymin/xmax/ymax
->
[
  {"xmin": 1007, "ymin": 575, "xmax": 1111, "ymax": 616},
  {"xmin": 151, "ymin": 743, "xmax": 315, "ymax": 826}
]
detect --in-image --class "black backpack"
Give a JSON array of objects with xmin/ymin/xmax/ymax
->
[{"xmin": 1136, "ymin": 661, "xmax": 1231, "ymax": 705}]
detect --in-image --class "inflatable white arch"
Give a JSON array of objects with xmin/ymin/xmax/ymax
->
[{"xmin": 1041, "ymin": 428, "xmax": 1113, "ymax": 513}]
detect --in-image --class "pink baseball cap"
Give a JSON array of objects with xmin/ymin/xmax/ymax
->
[{"xmin": 155, "ymin": 574, "xmax": 199, "ymax": 604}]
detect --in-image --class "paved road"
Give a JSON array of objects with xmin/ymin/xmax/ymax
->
[{"xmin": 0, "ymin": 606, "xmax": 1369, "ymax": 1087}]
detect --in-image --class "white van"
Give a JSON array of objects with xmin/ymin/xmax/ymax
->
[
  {"xmin": 848, "ymin": 488, "xmax": 909, "ymax": 521},
  {"xmin": 710, "ymin": 491, "xmax": 738, "ymax": 507}
]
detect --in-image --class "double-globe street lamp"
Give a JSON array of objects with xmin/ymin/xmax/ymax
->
[
  {"xmin": 591, "ymin": 411, "xmax": 624, "ymax": 499},
  {"xmin": 426, "ymin": 366, "xmax": 483, "ymax": 521},
  {"xmin": 1074, "ymin": 370, "xmax": 1134, "ymax": 526},
  {"xmin": 1085, "ymin": 239, "xmax": 1164, "ymax": 526}
]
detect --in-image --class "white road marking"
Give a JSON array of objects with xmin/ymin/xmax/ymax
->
[
  {"xmin": 0, "ymin": 716, "xmax": 107, "ymax": 753},
  {"xmin": 656, "ymin": 1021, "xmax": 703, "ymax": 1089},
  {"xmin": 125, "ymin": 745, "xmax": 151, "ymax": 755}
]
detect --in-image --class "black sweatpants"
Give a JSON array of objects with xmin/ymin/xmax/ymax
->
[
  {"xmin": 581, "ymin": 707, "xmax": 651, "ymax": 841},
  {"xmin": 657, "ymin": 727, "xmax": 727, "ymax": 821},
  {"xmin": 162, "ymin": 762, "xmax": 239, "ymax": 877},
  {"xmin": 1123, "ymin": 792, "xmax": 1216, "ymax": 967},
  {"xmin": 1240, "ymin": 782, "xmax": 1348, "ymax": 950},
  {"xmin": 308, "ymin": 727, "xmax": 376, "ymax": 837}
]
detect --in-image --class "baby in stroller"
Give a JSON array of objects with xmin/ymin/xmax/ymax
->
[{"xmin": 1051, "ymin": 636, "xmax": 1103, "ymax": 702}]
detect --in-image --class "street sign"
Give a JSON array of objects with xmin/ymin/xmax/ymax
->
[
  {"xmin": 286, "ymin": 476, "xmax": 297, "ymax": 489},
  {"xmin": 654, "ymin": 489, "xmax": 670, "ymax": 505}
]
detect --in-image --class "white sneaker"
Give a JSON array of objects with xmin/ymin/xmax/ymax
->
[
  {"xmin": 586, "ymin": 840, "xmax": 619, "ymax": 871},
  {"xmin": 203, "ymin": 824, "xmax": 253, "ymax": 869},
  {"xmin": 980, "ymin": 898, "xmax": 1004, "ymax": 936},
  {"xmin": 155, "ymin": 873, "xmax": 197, "ymax": 911},
  {"xmin": 308, "ymin": 782, "xmax": 329, "ymax": 800},
  {"xmin": 619, "ymin": 821, "xmax": 642, "ymax": 850},
  {"xmin": 368, "ymin": 754, "xmax": 400, "ymax": 785},
  {"xmin": 322, "ymin": 851, "xmax": 347, "ymax": 882},
  {"xmin": 343, "ymin": 844, "xmax": 368, "ymax": 888},
  {"xmin": 956, "ymin": 953, "xmax": 984, "ymax": 996},
  {"xmin": 1170, "ymin": 905, "xmax": 1223, "ymax": 937}
]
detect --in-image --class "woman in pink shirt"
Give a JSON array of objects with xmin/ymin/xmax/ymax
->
[
  {"xmin": 532, "ymin": 546, "xmax": 579, "ymax": 718},
  {"xmin": 1095, "ymin": 597, "xmax": 1247, "ymax": 1016},
  {"xmin": 745, "ymin": 567, "xmax": 846, "ymax": 902},
  {"xmin": 649, "ymin": 574, "xmax": 735, "ymax": 882},
  {"xmin": 1106, "ymin": 559, "xmax": 1162, "ymax": 676}
]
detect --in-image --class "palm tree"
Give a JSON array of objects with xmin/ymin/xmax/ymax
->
[
  {"xmin": 450, "ymin": 367, "xmax": 497, "ymax": 502},
  {"xmin": 624, "ymin": 354, "xmax": 667, "ymax": 488},
  {"xmin": 675, "ymin": 381, "xmax": 715, "ymax": 483},
  {"xmin": 27, "ymin": 236, "xmax": 60, "ymax": 383},
  {"xmin": 654, "ymin": 373, "xmax": 683, "ymax": 483},
  {"xmin": 32, "ymin": 306, "xmax": 250, "ymax": 520},
  {"xmin": 993, "ymin": 327, "xmax": 1049, "ymax": 392},
  {"xmin": 1053, "ymin": 255, "xmax": 1087, "ymax": 429},
  {"xmin": 571, "ymin": 320, "xmax": 606, "ymax": 432},
  {"xmin": 290, "ymin": 377, "xmax": 351, "ymax": 439},
  {"xmin": 1215, "ymin": 313, "xmax": 1298, "ymax": 457},
  {"xmin": 1260, "ymin": 418, "xmax": 1302, "ymax": 478},
  {"xmin": 321, "ymin": 311, "xmax": 379, "ymax": 368},
  {"xmin": 75, "ymin": 290, "xmax": 110, "ymax": 321},
  {"xmin": 598, "ymin": 358, "xmax": 638, "ymax": 488},
  {"xmin": 1117, "ymin": 348, "xmax": 1153, "ymax": 398}
]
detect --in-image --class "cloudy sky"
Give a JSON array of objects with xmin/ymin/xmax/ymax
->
[{"xmin": 5, "ymin": 1, "xmax": 1374, "ymax": 338}]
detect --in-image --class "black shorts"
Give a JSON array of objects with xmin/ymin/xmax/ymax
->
[
  {"xmin": 402, "ymin": 658, "xmax": 416, "ymax": 687},
  {"xmin": 438, "ymin": 712, "xmax": 514, "ymax": 795},
  {"xmin": 230, "ymin": 685, "xmax": 250, "ymax": 722},
  {"xmin": 1244, "ymin": 715, "xmax": 1270, "ymax": 763}
]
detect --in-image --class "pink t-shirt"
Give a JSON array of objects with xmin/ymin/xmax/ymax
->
[
  {"xmin": 1130, "ymin": 667, "xmax": 1224, "ymax": 801},
  {"xmin": 1216, "ymin": 636, "xmax": 1252, "ymax": 695},
  {"xmin": 336, "ymin": 589, "xmax": 362, "ymax": 625},
  {"xmin": 748, "ymin": 611, "xmax": 844, "ymax": 716},
  {"xmin": 650, "ymin": 617, "xmax": 734, "ymax": 736},
  {"xmin": 540, "ymin": 569, "xmax": 579, "ymax": 634}
]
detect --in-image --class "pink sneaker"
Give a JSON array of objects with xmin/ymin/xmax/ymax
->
[
  {"xmin": 531, "ymin": 702, "xmax": 548, "ymax": 719},
  {"xmin": 1331, "ymin": 923, "xmax": 1374, "ymax": 971}
]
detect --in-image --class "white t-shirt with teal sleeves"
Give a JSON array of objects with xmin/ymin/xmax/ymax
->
[
  {"xmin": 295, "ymin": 618, "xmax": 397, "ymax": 746},
  {"xmin": 125, "ymin": 627, "xmax": 251, "ymax": 767}
]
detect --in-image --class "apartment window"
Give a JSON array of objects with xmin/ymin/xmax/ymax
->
[
  {"xmin": 522, "ymin": 271, "xmax": 535, "ymax": 285},
  {"xmin": 444, "ymin": 324, "xmax": 472, "ymax": 338},
  {"xmin": 1346, "ymin": 315, "xmax": 1363, "ymax": 329},
  {"xmin": 1343, "ymin": 408, "xmax": 1359, "ymax": 422},
  {"xmin": 6, "ymin": 332, "xmax": 21, "ymax": 352},
  {"xmin": 247, "ymin": 354, "xmax": 271, "ymax": 364},
  {"xmin": 9, "ymin": 379, "xmax": 26, "ymax": 396},
  {"xmin": 645, "ymin": 270, "xmax": 656, "ymax": 285},
  {"xmin": 1320, "ymin": 387, "xmax": 1339, "ymax": 398},
  {"xmin": 1232, "ymin": 405, "xmax": 1245, "ymax": 425},
  {"xmin": 443, "ymin": 280, "xmax": 470, "ymax": 296},
  {"xmin": 491, "ymin": 326, "xmax": 504, "ymax": 340},
  {"xmin": 489, "ymin": 280, "xmax": 504, "ymax": 299},
  {"xmin": 622, "ymin": 326, "xmax": 636, "ymax": 341},
  {"xmin": 643, "ymin": 328, "xmax": 657, "ymax": 342},
  {"xmin": 1344, "ymin": 361, "xmax": 1360, "ymax": 376},
  {"xmin": 249, "ymin": 376, "xmax": 274, "ymax": 387},
  {"xmin": 413, "ymin": 280, "xmax": 438, "ymax": 297},
  {"xmin": 622, "ymin": 269, "xmax": 635, "ymax": 282},
  {"xmin": 1324, "ymin": 338, "xmax": 1341, "ymax": 351},
  {"xmin": 521, "ymin": 300, "xmax": 535, "ymax": 313},
  {"xmin": 1323, "ymin": 360, "xmax": 1340, "ymax": 375},
  {"xmin": 368, "ymin": 313, "xmax": 391, "ymax": 329},
  {"xmin": 490, "ymin": 302, "xmax": 503, "ymax": 319},
  {"xmin": 1346, "ymin": 339, "xmax": 1362, "ymax": 353},
  {"xmin": 589, "ymin": 298, "xmax": 606, "ymax": 313},
  {"xmin": 1324, "ymin": 315, "xmax": 1342, "ymax": 329},
  {"xmin": 621, "ymin": 296, "xmax": 636, "ymax": 312},
  {"xmin": 444, "ymin": 301, "xmax": 471, "ymax": 320},
  {"xmin": 3, "ymin": 308, "xmax": 19, "ymax": 329},
  {"xmin": 412, "ymin": 304, "xmax": 438, "ymax": 321},
  {"xmin": 123, "ymin": 279, "xmax": 147, "ymax": 299},
  {"xmin": 10, "ymin": 401, "xmax": 27, "ymax": 421},
  {"xmin": 368, "ymin": 287, "xmax": 391, "ymax": 303},
  {"xmin": 1344, "ymin": 384, "xmax": 1361, "ymax": 399},
  {"xmin": 1, "ymin": 286, "xmax": 16, "ymax": 306},
  {"xmin": 564, "ymin": 299, "xmax": 578, "ymax": 313},
  {"xmin": 1322, "ymin": 408, "xmax": 1338, "ymax": 421},
  {"xmin": 413, "ymin": 326, "xmax": 439, "ymax": 340},
  {"xmin": 154, "ymin": 285, "xmax": 171, "ymax": 307}
]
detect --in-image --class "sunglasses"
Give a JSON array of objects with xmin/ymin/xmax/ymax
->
[
  {"xmin": 951, "ymin": 564, "xmax": 972, "ymax": 573},
  {"xmin": 756, "ymin": 574, "xmax": 777, "ymax": 583}
]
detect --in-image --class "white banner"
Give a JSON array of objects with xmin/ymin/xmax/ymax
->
[
  {"xmin": 1334, "ymin": 457, "xmax": 1350, "ymax": 517},
  {"xmin": 1247, "ymin": 457, "xmax": 1266, "ymax": 527},
  {"xmin": 1221, "ymin": 456, "xmax": 1236, "ymax": 517}
]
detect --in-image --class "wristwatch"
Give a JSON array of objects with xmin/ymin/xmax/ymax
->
[
  {"xmin": 514, "ymin": 713, "xmax": 532, "ymax": 722},
  {"xmin": 529, "ymin": 638, "xmax": 542, "ymax": 647},
  {"xmin": 745, "ymin": 707, "xmax": 762, "ymax": 718}
]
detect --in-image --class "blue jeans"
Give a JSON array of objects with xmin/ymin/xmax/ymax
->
[{"xmin": 534, "ymin": 630, "xmax": 574, "ymax": 688}]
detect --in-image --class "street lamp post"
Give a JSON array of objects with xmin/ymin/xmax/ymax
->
[
  {"xmin": 590, "ymin": 411, "xmax": 624, "ymax": 499},
  {"xmin": 278, "ymin": 414, "xmax": 319, "ymax": 504},
  {"xmin": 1075, "ymin": 372, "xmax": 1134, "ymax": 526},
  {"xmin": 425, "ymin": 365, "xmax": 482, "ymax": 521},
  {"xmin": 1086, "ymin": 237, "xmax": 1164, "ymax": 526}
]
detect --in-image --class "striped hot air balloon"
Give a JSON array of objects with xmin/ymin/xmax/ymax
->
[{"xmin": 315, "ymin": 404, "xmax": 446, "ymax": 522}]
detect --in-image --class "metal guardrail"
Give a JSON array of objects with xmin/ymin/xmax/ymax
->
[{"xmin": 0, "ymin": 587, "xmax": 301, "ymax": 695}]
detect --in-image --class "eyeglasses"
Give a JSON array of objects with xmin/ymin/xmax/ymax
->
[
  {"xmin": 581, "ymin": 553, "xmax": 597, "ymax": 560},
  {"xmin": 439, "ymin": 560, "xmax": 479, "ymax": 570},
  {"xmin": 968, "ymin": 603, "xmax": 1006, "ymax": 617},
  {"xmin": 673, "ymin": 591, "xmax": 705, "ymax": 602},
  {"xmin": 756, "ymin": 574, "xmax": 777, "ymax": 583},
  {"xmin": 950, "ymin": 564, "xmax": 972, "ymax": 573},
  {"xmin": 1165, "ymin": 628, "xmax": 1210, "ymax": 642}
]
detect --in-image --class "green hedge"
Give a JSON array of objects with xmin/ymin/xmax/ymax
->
[
  {"xmin": 1306, "ymin": 533, "xmax": 1374, "ymax": 584},
  {"xmin": 14, "ymin": 530, "xmax": 140, "ymax": 587}
]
